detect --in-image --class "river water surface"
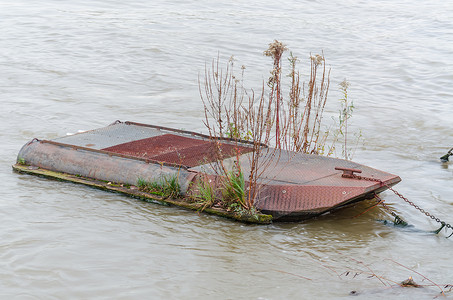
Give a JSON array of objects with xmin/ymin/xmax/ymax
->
[{"xmin": 1, "ymin": 1, "xmax": 453, "ymax": 299}]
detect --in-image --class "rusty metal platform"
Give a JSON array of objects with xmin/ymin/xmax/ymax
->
[
  {"xmin": 102, "ymin": 133, "xmax": 254, "ymax": 167},
  {"xmin": 193, "ymin": 149, "xmax": 400, "ymax": 220},
  {"xmin": 15, "ymin": 121, "xmax": 401, "ymax": 222}
]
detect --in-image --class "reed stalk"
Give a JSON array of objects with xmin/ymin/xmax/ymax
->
[{"xmin": 199, "ymin": 40, "xmax": 357, "ymax": 211}]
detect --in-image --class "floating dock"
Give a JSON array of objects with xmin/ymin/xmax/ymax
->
[{"xmin": 13, "ymin": 121, "xmax": 401, "ymax": 223}]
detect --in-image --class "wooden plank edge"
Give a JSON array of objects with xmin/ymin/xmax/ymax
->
[{"xmin": 12, "ymin": 164, "xmax": 273, "ymax": 224}]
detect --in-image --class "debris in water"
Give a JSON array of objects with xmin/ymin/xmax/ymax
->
[
  {"xmin": 440, "ymin": 147, "xmax": 453, "ymax": 162},
  {"xmin": 400, "ymin": 277, "xmax": 420, "ymax": 288}
]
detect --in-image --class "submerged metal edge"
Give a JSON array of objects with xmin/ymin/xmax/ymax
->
[{"xmin": 12, "ymin": 164, "xmax": 273, "ymax": 225}]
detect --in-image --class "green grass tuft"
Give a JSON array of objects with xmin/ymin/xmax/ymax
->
[
  {"xmin": 222, "ymin": 167, "xmax": 246, "ymax": 208},
  {"xmin": 137, "ymin": 174, "xmax": 181, "ymax": 198},
  {"xmin": 191, "ymin": 175, "xmax": 217, "ymax": 210}
]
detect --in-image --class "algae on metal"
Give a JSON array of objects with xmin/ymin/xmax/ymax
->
[{"xmin": 12, "ymin": 164, "xmax": 273, "ymax": 224}]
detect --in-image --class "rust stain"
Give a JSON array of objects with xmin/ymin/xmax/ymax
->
[{"xmin": 102, "ymin": 134, "xmax": 254, "ymax": 167}]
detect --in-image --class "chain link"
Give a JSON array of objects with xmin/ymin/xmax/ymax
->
[
  {"xmin": 350, "ymin": 174, "xmax": 452, "ymax": 236},
  {"xmin": 373, "ymin": 194, "xmax": 408, "ymax": 226}
]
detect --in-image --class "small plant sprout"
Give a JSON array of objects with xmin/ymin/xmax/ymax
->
[
  {"xmin": 326, "ymin": 79, "xmax": 362, "ymax": 160},
  {"xmin": 191, "ymin": 175, "xmax": 217, "ymax": 210},
  {"xmin": 221, "ymin": 163, "xmax": 246, "ymax": 208},
  {"xmin": 137, "ymin": 174, "xmax": 181, "ymax": 198}
]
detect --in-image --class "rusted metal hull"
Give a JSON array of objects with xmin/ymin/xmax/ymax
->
[
  {"xmin": 192, "ymin": 149, "xmax": 401, "ymax": 221},
  {"xmin": 11, "ymin": 163, "xmax": 273, "ymax": 224},
  {"xmin": 15, "ymin": 121, "xmax": 401, "ymax": 222},
  {"xmin": 17, "ymin": 139, "xmax": 196, "ymax": 194}
]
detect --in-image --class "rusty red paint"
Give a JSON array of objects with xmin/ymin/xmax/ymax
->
[
  {"xmin": 254, "ymin": 184, "xmax": 371, "ymax": 220},
  {"xmin": 102, "ymin": 134, "xmax": 254, "ymax": 168},
  {"xmin": 335, "ymin": 166, "xmax": 363, "ymax": 178},
  {"xmin": 103, "ymin": 134, "xmax": 208, "ymax": 158}
]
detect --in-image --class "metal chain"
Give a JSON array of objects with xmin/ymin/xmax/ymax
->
[
  {"xmin": 373, "ymin": 194, "xmax": 408, "ymax": 226},
  {"xmin": 350, "ymin": 174, "xmax": 453, "ymax": 237}
]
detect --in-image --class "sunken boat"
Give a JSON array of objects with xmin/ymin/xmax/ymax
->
[{"xmin": 13, "ymin": 121, "xmax": 401, "ymax": 223}]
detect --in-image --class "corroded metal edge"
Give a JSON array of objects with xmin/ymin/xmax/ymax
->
[
  {"xmin": 12, "ymin": 164, "xmax": 273, "ymax": 225},
  {"xmin": 40, "ymin": 139, "xmax": 191, "ymax": 170},
  {"xmin": 17, "ymin": 139, "xmax": 195, "ymax": 194},
  {"xmin": 124, "ymin": 121, "xmax": 268, "ymax": 148}
]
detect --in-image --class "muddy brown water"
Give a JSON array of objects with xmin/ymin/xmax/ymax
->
[{"xmin": 1, "ymin": 1, "xmax": 453, "ymax": 299}]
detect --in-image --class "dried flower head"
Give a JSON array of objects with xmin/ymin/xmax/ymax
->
[
  {"xmin": 310, "ymin": 54, "xmax": 324, "ymax": 66},
  {"xmin": 339, "ymin": 79, "xmax": 350, "ymax": 91},
  {"xmin": 264, "ymin": 40, "xmax": 288, "ymax": 58}
]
